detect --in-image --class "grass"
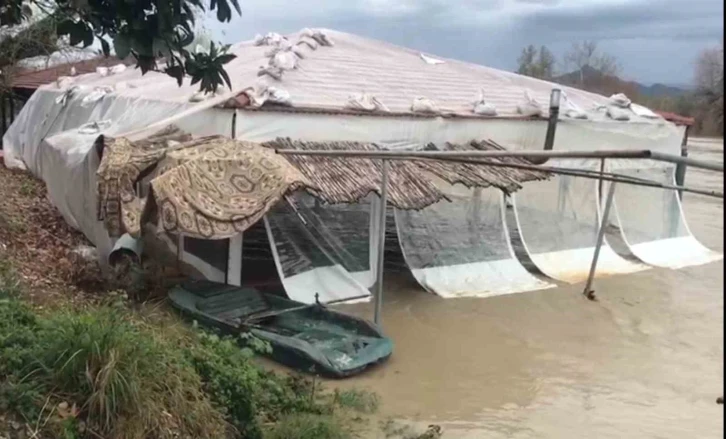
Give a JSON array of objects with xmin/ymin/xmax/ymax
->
[
  {"xmin": 263, "ymin": 413, "xmax": 351, "ymax": 439},
  {"xmin": 0, "ymin": 279, "xmax": 228, "ymax": 438},
  {"xmin": 0, "ymin": 252, "xmax": 380, "ymax": 439},
  {"xmin": 333, "ymin": 389, "xmax": 380, "ymax": 414}
]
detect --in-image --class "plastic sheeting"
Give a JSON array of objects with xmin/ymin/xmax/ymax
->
[
  {"xmin": 233, "ymin": 109, "xmax": 684, "ymax": 159},
  {"xmin": 512, "ymin": 175, "xmax": 648, "ymax": 284},
  {"xmin": 611, "ymin": 167, "xmax": 722, "ymax": 269},
  {"xmin": 395, "ymin": 184, "xmax": 554, "ymax": 298},
  {"xmin": 263, "ymin": 193, "xmax": 375, "ymax": 304}
]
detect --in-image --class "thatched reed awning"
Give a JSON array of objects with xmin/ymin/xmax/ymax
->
[
  {"xmin": 420, "ymin": 140, "xmax": 550, "ymax": 192},
  {"xmin": 263, "ymin": 138, "xmax": 550, "ymax": 203},
  {"xmin": 97, "ymin": 127, "xmax": 550, "ymax": 240},
  {"xmin": 263, "ymin": 138, "xmax": 445, "ymax": 210}
]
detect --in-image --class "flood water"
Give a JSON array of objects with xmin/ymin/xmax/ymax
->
[{"xmin": 331, "ymin": 137, "xmax": 724, "ymax": 438}]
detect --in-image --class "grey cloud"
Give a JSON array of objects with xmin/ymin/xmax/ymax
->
[{"xmin": 207, "ymin": 0, "xmax": 723, "ymax": 84}]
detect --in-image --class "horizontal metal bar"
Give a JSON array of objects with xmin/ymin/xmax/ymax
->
[
  {"xmin": 424, "ymin": 156, "xmax": 724, "ymax": 199},
  {"xmin": 275, "ymin": 148, "xmax": 723, "ymax": 173},
  {"xmin": 649, "ymin": 151, "xmax": 723, "ymax": 172}
]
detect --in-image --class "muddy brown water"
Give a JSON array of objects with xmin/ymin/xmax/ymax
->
[{"xmin": 320, "ymin": 137, "xmax": 723, "ymax": 438}]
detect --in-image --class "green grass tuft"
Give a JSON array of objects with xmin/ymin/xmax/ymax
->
[
  {"xmin": 333, "ymin": 389, "xmax": 380, "ymax": 414},
  {"xmin": 263, "ymin": 413, "xmax": 352, "ymax": 439}
]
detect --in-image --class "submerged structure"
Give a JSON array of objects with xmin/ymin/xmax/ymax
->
[{"xmin": 2, "ymin": 29, "xmax": 721, "ymax": 310}]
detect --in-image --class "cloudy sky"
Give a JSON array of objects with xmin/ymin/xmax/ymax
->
[{"xmin": 205, "ymin": 0, "xmax": 724, "ymax": 86}]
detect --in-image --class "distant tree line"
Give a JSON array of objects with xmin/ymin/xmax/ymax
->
[{"xmin": 516, "ymin": 40, "xmax": 724, "ymax": 137}]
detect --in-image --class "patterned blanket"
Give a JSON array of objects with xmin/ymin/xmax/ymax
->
[{"xmin": 96, "ymin": 126, "xmax": 313, "ymax": 239}]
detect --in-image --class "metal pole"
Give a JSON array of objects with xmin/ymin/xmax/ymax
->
[
  {"xmin": 373, "ymin": 159, "xmax": 389, "ymax": 326},
  {"xmin": 544, "ymin": 89, "xmax": 561, "ymax": 151},
  {"xmin": 675, "ymin": 124, "xmax": 690, "ymax": 200},
  {"xmin": 598, "ymin": 158, "xmax": 605, "ymax": 205},
  {"xmin": 275, "ymin": 148, "xmax": 724, "ymax": 172},
  {"xmin": 583, "ymin": 181, "xmax": 616, "ymax": 301},
  {"xmin": 530, "ymin": 89, "xmax": 561, "ymax": 165}
]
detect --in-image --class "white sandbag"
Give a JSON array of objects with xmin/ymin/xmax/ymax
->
[
  {"xmin": 54, "ymin": 86, "xmax": 80, "ymax": 105},
  {"xmin": 308, "ymin": 29, "xmax": 333, "ymax": 47},
  {"xmin": 56, "ymin": 76, "xmax": 74, "ymax": 89},
  {"xmin": 564, "ymin": 109, "xmax": 588, "ymax": 119},
  {"xmin": 346, "ymin": 92, "xmax": 390, "ymax": 112},
  {"xmin": 516, "ymin": 90, "xmax": 542, "ymax": 117},
  {"xmin": 77, "ymin": 119, "xmax": 113, "ymax": 135},
  {"xmin": 264, "ymin": 39, "xmax": 293, "ymax": 57},
  {"xmin": 608, "ymin": 93, "xmax": 631, "ymax": 108},
  {"xmin": 96, "ymin": 66, "xmax": 109, "ymax": 77},
  {"xmin": 411, "ymin": 97, "xmax": 439, "ymax": 114},
  {"xmin": 243, "ymin": 81, "xmax": 292, "ymax": 107},
  {"xmin": 561, "ymin": 91, "xmax": 588, "ymax": 119},
  {"xmin": 267, "ymin": 87, "xmax": 292, "ymax": 106},
  {"xmin": 254, "ymin": 32, "xmax": 284, "ymax": 46},
  {"xmin": 81, "ymin": 86, "xmax": 114, "ymax": 106},
  {"xmin": 420, "ymin": 53, "xmax": 445, "ymax": 65},
  {"xmin": 296, "ymin": 37, "xmax": 319, "ymax": 50},
  {"xmin": 471, "ymin": 89, "xmax": 497, "ymax": 116},
  {"xmin": 271, "ymin": 50, "xmax": 297, "ymax": 71},
  {"xmin": 110, "ymin": 64, "xmax": 127, "ymax": 74}
]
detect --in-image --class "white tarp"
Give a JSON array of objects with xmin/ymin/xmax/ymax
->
[
  {"xmin": 395, "ymin": 184, "xmax": 554, "ymax": 297},
  {"xmin": 611, "ymin": 167, "xmax": 722, "ymax": 269},
  {"xmin": 263, "ymin": 195, "xmax": 372, "ymax": 304},
  {"xmin": 512, "ymin": 174, "xmax": 648, "ymax": 284}
]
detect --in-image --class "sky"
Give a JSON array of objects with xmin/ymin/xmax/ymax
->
[{"xmin": 203, "ymin": 0, "xmax": 724, "ymax": 86}]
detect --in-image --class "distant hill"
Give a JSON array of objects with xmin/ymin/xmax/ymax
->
[
  {"xmin": 637, "ymin": 83, "xmax": 689, "ymax": 98},
  {"xmin": 553, "ymin": 65, "xmax": 689, "ymax": 98}
]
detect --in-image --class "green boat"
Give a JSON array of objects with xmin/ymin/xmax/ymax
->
[{"xmin": 168, "ymin": 280, "xmax": 393, "ymax": 378}]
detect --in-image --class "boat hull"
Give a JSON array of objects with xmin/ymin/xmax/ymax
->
[{"xmin": 168, "ymin": 280, "xmax": 393, "ymax": 378}]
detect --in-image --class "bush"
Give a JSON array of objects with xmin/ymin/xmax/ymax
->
[
  {"xmin": 0, "ymin": 256, "xmax": 380, "ymax": 439},
  {"xmin": 32, "ymin": 307, "xmax": 228, "ymax": 439},
  {"xmin": 185, "ymin": 331, "xmax": 263, "ymax": 438},
  {"xmin": 0, "ymin": 286, "xmax": 228, "ymax": 438}
]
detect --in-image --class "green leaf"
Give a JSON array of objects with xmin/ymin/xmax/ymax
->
[
  {"xmin": 219, "ymin": 67, "xmax": 232, "ymax": 89},
  {"xmin": 82, "ymin": 27, "xmax": 94, "ymax": 48},
  {"xmin": 229, "ymin": 0, "xmax": 242, "ymax": 15},
  {"xmin": 114, "ymin": 34, "xmax": 131, "ymax": 59},
  {"xmin": 215, "ymin": 0, "xmax": 231, "ymax": 22},
  {"xmin": 100, "ymin": 39, "xmax": 111, "ymax": 57},
  {"xmin": 165, "ymin": 65, "xmax": 185, "ymax": 86},
  {"xmin": 216, "ymin": 54, "xmax": 236, "ymax": 65},
  {"xmin": 69, "ymin": 24, "xmax": 85, "ymax": 46},
  {"xmin": 56, "ymin": 20, "xmax": 75, "ymax": 36}
]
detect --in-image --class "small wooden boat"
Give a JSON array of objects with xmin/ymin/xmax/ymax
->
[{"xmin": 168, "ymin": 279, "xmax": 393, "ymax": 378}]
